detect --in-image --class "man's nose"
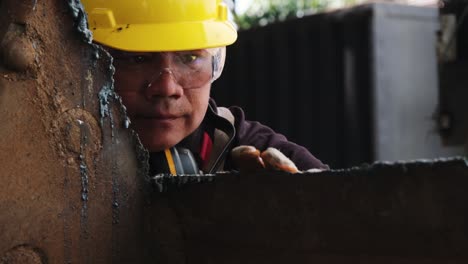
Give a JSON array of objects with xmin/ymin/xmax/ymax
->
[{"xmin": 143, "ymin": 68, "xmax": 184, "ymax": 99}]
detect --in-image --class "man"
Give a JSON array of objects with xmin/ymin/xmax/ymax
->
[{"xmin": 82, "ymin": 0, "xmax": 328, "ymax": 174}]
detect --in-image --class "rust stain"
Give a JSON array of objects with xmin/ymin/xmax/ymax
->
[{"xmin": 0, "ymin": 0, "xmax": 148, "ymax": 262}]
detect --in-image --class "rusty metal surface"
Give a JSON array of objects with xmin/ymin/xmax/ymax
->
[
  {"xmin": 0, "ymin": 0, "xmax": 149, "ymax": 263},
  {"xmin": 149, "ymin": 158, "xmax": 468, "ymax": 263}
]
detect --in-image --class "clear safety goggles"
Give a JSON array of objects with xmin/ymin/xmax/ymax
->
[{"xmin": 109, "ymin": 47, "xmax": 226, "ymax": 89}]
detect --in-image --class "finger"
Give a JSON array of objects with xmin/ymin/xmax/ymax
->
[
  {"xmin": 231, "ymin": 145, "xmax": 265, "ymax": 173},
  {"xmin": 305, "ymin": 168, "xmax": 324, "ymax": 173},
  {"xmin": 261, "ymin": 147, "xmax": 299, "ymax": 173}
]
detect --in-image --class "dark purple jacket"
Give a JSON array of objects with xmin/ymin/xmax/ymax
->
[{"xmin": 211, "ymin": 99, "xmax": 328, "ymax": 171}]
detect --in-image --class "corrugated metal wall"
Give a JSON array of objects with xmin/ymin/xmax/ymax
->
[{"xmin": 212, "ymin": 8, "xmax": 374, "ymax": 168}]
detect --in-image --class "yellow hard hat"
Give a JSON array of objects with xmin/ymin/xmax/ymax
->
[{"xmin": 81, "ymin": 0, "xmax": 238, "ymax": 52}]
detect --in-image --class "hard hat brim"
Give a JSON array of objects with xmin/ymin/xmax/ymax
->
[{"xmin": 91, "ymin": 21, "xmax": 237, "ymax": 52}]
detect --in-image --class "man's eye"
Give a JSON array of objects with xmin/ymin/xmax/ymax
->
[
  {"xmin": 180, "ymin": 54, "xmax": 198, "ymax": 64},
  {"xmin": 131, "ymin": 55, "xmax": 150, "ymax": 64}
]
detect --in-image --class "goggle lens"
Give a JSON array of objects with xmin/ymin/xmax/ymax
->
[{"xmin": 110, "ymin": 48, "xmax": 221, "ymax": 89}]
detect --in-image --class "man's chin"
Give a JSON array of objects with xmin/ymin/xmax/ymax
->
[{"xmin": 139, "ymin": 134, "xmax": 182, "ymax": 152}]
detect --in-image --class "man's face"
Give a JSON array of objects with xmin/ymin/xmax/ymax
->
[{"xmin": 110, "ymin": 49, "xmax": 213, "ymax": 152}]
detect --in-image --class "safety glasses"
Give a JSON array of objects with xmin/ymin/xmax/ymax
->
[{"xmin": 109, "ymin": 47, "xmax": 225, "ymax": 89}]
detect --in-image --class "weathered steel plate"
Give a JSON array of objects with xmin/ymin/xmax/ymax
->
[{"xmin": 0, "ymin": 0, "xmax": 149, "ymax": 263}]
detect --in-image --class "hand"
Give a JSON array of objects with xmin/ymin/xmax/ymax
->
[{"xmin": 231, "ymin": 146, "xmax": 299, "ymax": 173}]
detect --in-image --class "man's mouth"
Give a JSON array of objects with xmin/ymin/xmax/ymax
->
[{"xmin": 138, "ymin": 113, "xmax": 179, "ymax": 120}]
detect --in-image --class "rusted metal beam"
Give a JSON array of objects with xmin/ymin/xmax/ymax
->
[{"xmin": 0, "ymin": 0, "xmax": 149, "ymax": 263}]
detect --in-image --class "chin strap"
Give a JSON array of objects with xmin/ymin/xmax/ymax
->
[{"xmin": 202, "ymin": 106, "xmax": 235, "ymax": 174}]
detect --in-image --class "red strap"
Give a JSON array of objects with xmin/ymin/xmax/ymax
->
[{"xmin": 199, "ymin": 132, "xmax": 213, "ymax": 169}]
